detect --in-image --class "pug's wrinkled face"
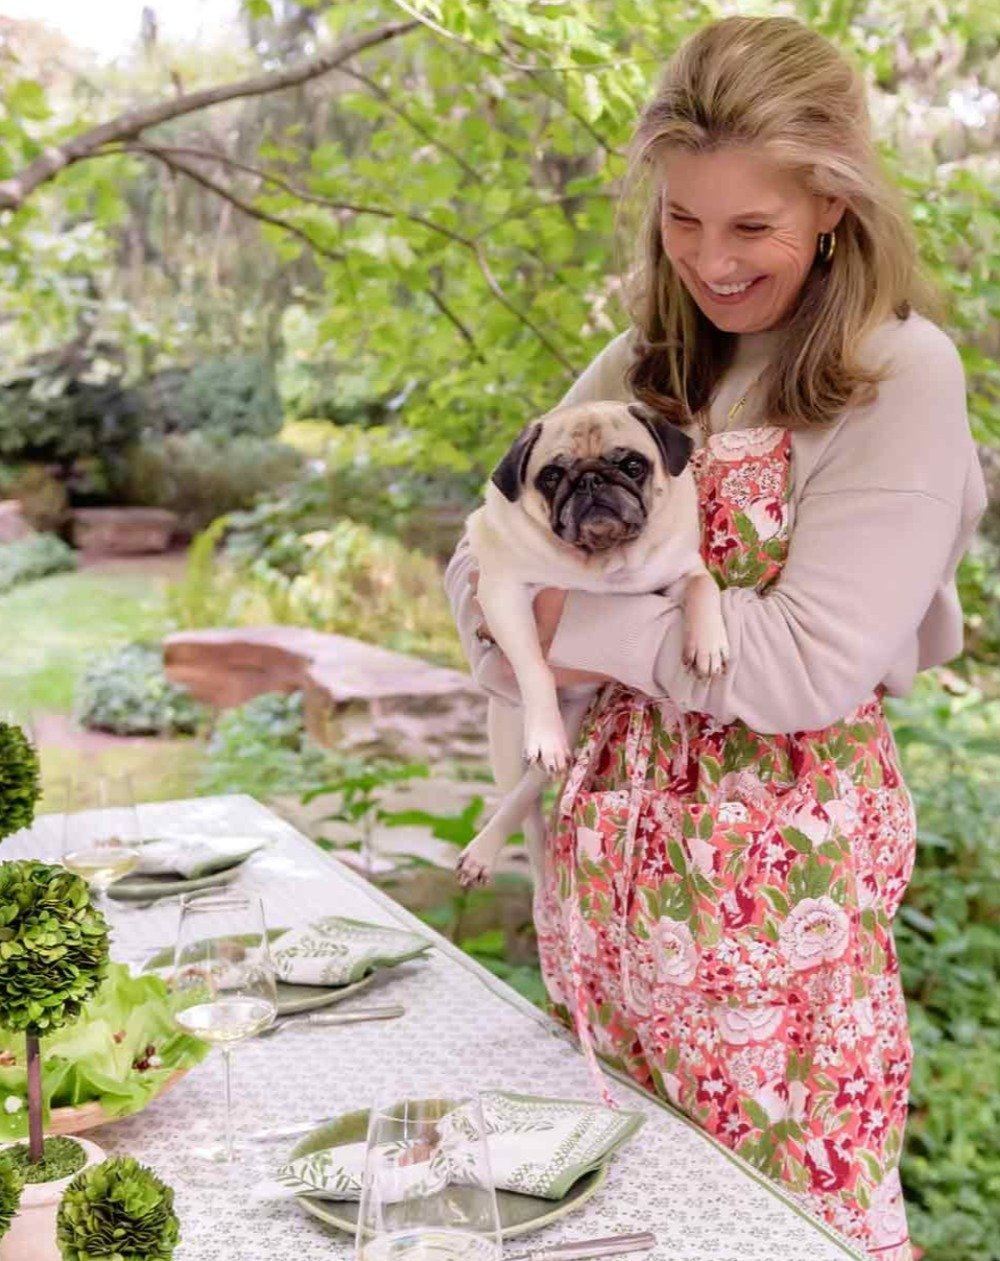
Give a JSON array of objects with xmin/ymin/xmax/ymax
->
[{"xmin": 491, "ymin": 400, "xmax": 693, "ymax": 555}]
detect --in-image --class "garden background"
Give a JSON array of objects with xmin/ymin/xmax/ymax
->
[{"xmin": 0, "ymin": 2, "xmax": 996, "ymax": 1257}]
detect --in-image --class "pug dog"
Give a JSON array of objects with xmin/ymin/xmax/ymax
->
[{"xmin": 455, "ymin": 399, "xmax": 729, "ymax": 890}]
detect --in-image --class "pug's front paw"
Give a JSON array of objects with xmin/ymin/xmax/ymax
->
[
  {"xmin": 523, "ymin": 716, "xmax": 570, "ymax": 776},
  {"xmin": 682, "ymin": 621, "xmax": 730, "ymax": 679}
]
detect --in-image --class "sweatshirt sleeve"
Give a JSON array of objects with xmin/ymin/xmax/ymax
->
[
  {"xmin": 547, "ymin": 318, "xmax": 981, "ymax": 734},
  {"xmin": 442, "ymin": 329, "xmax": 637, "ymax": 702}
]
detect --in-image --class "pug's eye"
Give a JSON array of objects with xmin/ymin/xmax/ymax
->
[
  {"xmin": 619, "ymin": 454, "xmax": 648, "ymax": 480},
  {"xmin": 536, "ymin": 465, "xmax": 563, "ymax": 492}
]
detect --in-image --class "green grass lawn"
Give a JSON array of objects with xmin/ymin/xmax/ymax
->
[
  {"xmin": 0, "ymin": 567, "xmax": 170, "ymax": 713},
  {"xmin": 0, "ymin": 565, "xmax": 206, "ymax": 803}
]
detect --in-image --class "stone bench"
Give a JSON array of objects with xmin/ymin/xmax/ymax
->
[{"xmin": 163, "ymin": 626, "xmax": 489, "ymax": 763}]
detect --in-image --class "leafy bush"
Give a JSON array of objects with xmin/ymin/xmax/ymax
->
[
  {"xmin": 0, "ymin": 350, "xmax": 140, "ymax": 464},
  {"xmin": 0, "ymin": 1153, "xmax": 21, "ymax": 1238},
  {"xmin": 0, "ymin": 463, "xmax": 68, "ymax": 532},
  {"xmin": 234, "ymin": 421, "xmax": 477, "ymax": 562},
  {"xmin": 0, "ymin": 721, "xmax": 41, "ymax": 842},
  {"xmin": 0, "ymin": 861, "xmax": 109, "ymax": 1035},
  {"xmin": 200, "ymin": 692, "xmax": 333, "ymax": 798},
  {"xmin": 884, "ymin": 679, "xmax": 1000, "ymax": 1261},
  {"xmin": 57, "ymin": 1156, "xmax": 179, "ymax": 1261},
  {"xmin": 113, "ymin": 433, "xmax": 302, "ymax": 536},
  {"xmin": 75, "ymin": 643, "xmax": 206, "ymax": 737},
  {"xmin": 0, "ymin": 534, "xmax": 76, "ymax": 595},
  {"xmin": 171, "ymin": 518, "xmax": 464, "ymax": 669},
  {"xmin": 138, "ymin": 354, "xmax": 282, "ymax": 440}
]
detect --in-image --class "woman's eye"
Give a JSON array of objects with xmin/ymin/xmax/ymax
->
[{"xmin": 739, "ymin": 224, "xmax": 768, "ymax": 233}]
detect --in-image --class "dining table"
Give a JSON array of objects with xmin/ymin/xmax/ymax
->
[{"xmin": 6, "ymin": 792, "xmax": 866, "ymax": 1260}]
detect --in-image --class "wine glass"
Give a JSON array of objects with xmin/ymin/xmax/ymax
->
[
  {"xmin": 61, "ymin": 773, "xmax": 142, "ymax": 912},
  {"xmin": 356, "ymin": 1093, "xmax": 501, "ymax": 1261},
  {"xmin": 171, "ymin": 891, "xmax": 277, "ymax": 1165}
]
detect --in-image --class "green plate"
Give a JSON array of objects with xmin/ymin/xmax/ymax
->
[
  {"xmin": 108, "ymin": 864, "xmax": 242, "ymax": 902},
  {"xmin": 290, "ymin": 1103, "xmax": 607, "ymax": 1240},
  {"xmin": 143, "ymin": 930, "xmax": 376, "ymax": 1016}
]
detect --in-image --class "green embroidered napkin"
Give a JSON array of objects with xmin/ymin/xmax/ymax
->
[
  {"xmin": 135, "ymin": 834, "xmax": 268, "ymax": 879},
  {"xmin": 269, "ymin": 916, "xmax": 431, "ymax": 987},
  {"xmin": 274, "ymin": 1092, "xmax": 644, "ymax": 1202}
]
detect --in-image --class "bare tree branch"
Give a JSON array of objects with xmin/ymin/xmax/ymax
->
[
  {"xmin": 118, "ymin": 142, "xmax": 576, "ymax": 372},
  {"xmin": 135, "ymin": 146, "xmax": 347, "ymax": 264},
  {"xmin": 0, "ymin": 21, "xmax": 419, "ymax": 211},
  {"xmin": 338, "ymin": 66, "xmax": 482, "ymax": 184}
]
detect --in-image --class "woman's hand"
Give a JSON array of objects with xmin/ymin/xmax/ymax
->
[{"xmin": 467, "ymin": 568, "xmax": 610, "ymax": 687}]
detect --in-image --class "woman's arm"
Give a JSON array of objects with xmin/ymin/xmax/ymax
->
[{"xmin": 546, "ymin": 320, "xmax": 987, "ymax": 733}]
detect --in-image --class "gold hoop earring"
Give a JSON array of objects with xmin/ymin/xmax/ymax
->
[{"xmin": 817, "ymin": 229, "xmax": 837, "ymax": 263}]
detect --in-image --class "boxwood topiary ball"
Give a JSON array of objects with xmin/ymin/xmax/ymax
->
[
  {"xmin": 56, "ymin": 1156, "xmax": 179, "ymax": 1261},
  {"xmin": 0, "ymin": 1152, "xmax": 23, "ymax": 1240},
  {"xmin": 0, "ymin": 861, "xmax": 109, "ymax": 1035},
  {"xmin": 0, "ymin": 723, "xmax": 41, "ymax": 842}
]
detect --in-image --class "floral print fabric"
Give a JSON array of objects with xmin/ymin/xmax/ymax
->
[{"xmin": 535, "ymin": 426, "xmax": 916, "ymax": 1260}]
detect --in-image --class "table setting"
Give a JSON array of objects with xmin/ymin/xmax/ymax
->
[{"xmin": 0, "ymin": 790, "xmax": 868, "ymax": 1261}]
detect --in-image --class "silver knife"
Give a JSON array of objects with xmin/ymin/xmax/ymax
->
[{"xmin": 505, "ymin": 1233, "xmax": 656, "ymax": 1261}]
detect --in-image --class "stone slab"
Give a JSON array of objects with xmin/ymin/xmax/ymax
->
[
  {"xmin": 71, "ymin": 507, "xmax": 178, "ymax": 555},
  {"xmin": 164, "ymin": 625, "xmax": 489, "ymax": 762}
]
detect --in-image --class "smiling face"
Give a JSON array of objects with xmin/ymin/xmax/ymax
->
[{"xmin": 659, "ymin": 147, "xmax": 845, "ymax": 334}]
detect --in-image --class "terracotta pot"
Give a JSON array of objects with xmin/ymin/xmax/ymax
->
[{"xmin": 0, "ymin": 1136, "xmax": 104, "ymax": 1261}]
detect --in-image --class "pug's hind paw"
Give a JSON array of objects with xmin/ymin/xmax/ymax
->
[{"xmin": 456, "ymin": 847, "xmax": 493, "ymax": 889}]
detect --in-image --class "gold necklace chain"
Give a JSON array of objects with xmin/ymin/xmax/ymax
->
[{"xmin": 697, "ymin": 367, "xmax": 767, "ymax": 443}]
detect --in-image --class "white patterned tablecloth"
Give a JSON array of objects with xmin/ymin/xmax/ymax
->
[{"xmin": 5, "ymin": 794, "xmax": 865, "ymax": 1261}]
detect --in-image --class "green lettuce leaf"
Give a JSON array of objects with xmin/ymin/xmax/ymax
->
[{"xmin": 0, "ymin": 963, "xmax": 209, "ymax": 1139}]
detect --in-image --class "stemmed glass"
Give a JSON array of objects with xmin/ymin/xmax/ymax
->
[
  {"xmin": 356, "ymin": 1093, "xmax": 501, "ymax": 1261},
  {"xmin": 171, "ymin": 891, "xmax": 278, "ymax": 1166},
  {"xmin": 61, "ymin": 773, "xmax": 142, "ymax": 913}
]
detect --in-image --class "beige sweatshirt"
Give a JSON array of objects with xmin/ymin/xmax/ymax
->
[{"xmin": 443, "ymin": 312, "xmax": 989, "ymax": 734}]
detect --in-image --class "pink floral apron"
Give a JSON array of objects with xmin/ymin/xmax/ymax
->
[{"xmin": 534, "ymin": 426, "xmax": 917, "ymax": 1260}]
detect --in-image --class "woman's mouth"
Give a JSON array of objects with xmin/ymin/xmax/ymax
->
[{"xmin": 697, "ymin": 274, "xmax": 767, "ymax": 305}]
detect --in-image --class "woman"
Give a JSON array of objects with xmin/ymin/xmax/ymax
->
[{"xmin": 445, "ymin": 16, "xmax": 986, "ymax": 1260}]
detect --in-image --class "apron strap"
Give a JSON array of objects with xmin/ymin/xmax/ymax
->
[{"xmin": 557, "ymin": 690, "xmax": 690, "ymax": 1109}]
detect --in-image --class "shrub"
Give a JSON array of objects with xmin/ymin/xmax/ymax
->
[
  {"xmin": 201, "ymin": 692, "xmax": 332, "ymax": 798},
  {"xmin": 138, "ymin": 354, "xmax": 282, "ymax": 440},
  {"xmin": 0, "ymin": 721, "xmax": 41, "ymax": 842},
  {"xmin": 885, "ymin": 679, "xmax": 1000, "ymax": 1261},
  {"xmin": 0, "ymin": 464, "xmax": 68, "ymax": 532},
  {"xmin": 0, "ymin": 1153, "xmax": 22, "ymax": 1239},
  {"xmin": 113, "ymin": 434, "xmax": 302, "ymax": 535},
  {"xmin": 75, "ymin": 643, "xmax": 206, "ymax": 737},
  {"xmin": 0, "ymin": 349, "xmax": 140, "ymax": 464},
  {"xmin": 57, "ymin": 1156, "xmax": 179, "ymax": 1261},
  {"xmin": 0, "ymin": 534, "xmax": 76, "ymax": 595}
]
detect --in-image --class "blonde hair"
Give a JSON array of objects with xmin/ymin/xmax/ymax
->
[{"xmin": 615, "ymin": 15, "xmax": 945, "ymax": 430}]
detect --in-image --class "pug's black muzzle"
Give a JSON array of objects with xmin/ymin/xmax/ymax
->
[{"xmin": 553, "ymin": 462, "xmax": 647, "ymax": 553}]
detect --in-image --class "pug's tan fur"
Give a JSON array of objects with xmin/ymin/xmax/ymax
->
[{"xmin": 456, "ymin": 399, "xmax": 728, "ymax": 889}]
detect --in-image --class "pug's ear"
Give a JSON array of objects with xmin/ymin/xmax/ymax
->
[
  {"xmin": 628, "ymin": 402, "xmax": 693, "ymax": 477},
  {"xmin": 491, "ymin": 422, "xmax": 543, "ymax": 502}
]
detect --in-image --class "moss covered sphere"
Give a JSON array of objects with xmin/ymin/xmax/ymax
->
[
  {"xmin": 0, "ymin": 861, "xmax": 109, "ymax": 1034},
  {"xmin": 56, "ymin": 1156, "xmax": 179, "ymax": 1261},
  {"xmin": 0, "ymin": 723, "xmax": 41, "ymax": 842}
]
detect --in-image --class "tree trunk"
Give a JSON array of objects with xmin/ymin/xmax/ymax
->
[{"xmin": 26, "ymin": 1032, "xmax": 43, "ymax": 1164}]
